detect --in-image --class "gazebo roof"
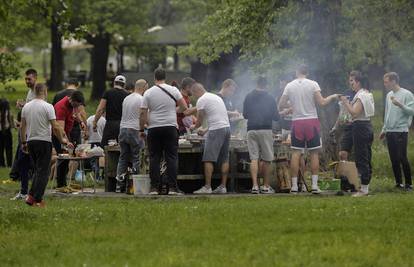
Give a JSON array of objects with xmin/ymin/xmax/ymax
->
[{"xmin": 144, "ymin": 23, "xmax": 189, "ymax": 46}]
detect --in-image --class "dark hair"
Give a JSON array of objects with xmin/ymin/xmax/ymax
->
[
  {"xmin": 25, "ymin": 68, "xmax": 37, "ymax": 77},
  {"xmin": 0, "ymin": 98, "xmax": 11, "ymax": 132},
  {"xmin": 66, "ymin": 78, "xmax": 79, "ymax": 87},
  {"xmin": 257, "ymin": 76, "xmax": 267, "ymax": 89},
  {"xmin": 384, "ymin": 72, "xmax": 400, "ymax": 84},
  {"xmin": 125, "ymin": 82, "xmax": 135, "ymax": 91},
  {"xmin": 350, "ymin": 70, "xmax": 370, "ymax": 90},
  {"xmin": 297, "ymin": 64, "xmax": 309, "ymax": 75},
  {"xmin": 70, "ymin": 90, "xmax": 85, "ymax": 104},
  {"xmin": 181, "ymin": 77, "xmax": 195, "ymax": 89},
  {"xmin": 171, "ymin": 80, "xmax": 179, "ymax": 87},
  {"xmin": 154, "ymin": 68, "xmax": 166, "ymax": 81}
]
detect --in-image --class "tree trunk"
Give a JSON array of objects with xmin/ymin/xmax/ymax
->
[
  {"xmin": 50, "ymin": 17, "xmax": 64, "ymax": 91},
  {"xmin": 89, "ymin": 33, "xmax": 110, "ymax": 100}
]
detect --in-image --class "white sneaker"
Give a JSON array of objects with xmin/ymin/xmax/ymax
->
[
  {"xmin": 193, "ymin": 186, "xmax": 212, "ymax": 194},
  {"xmin": 352, "ymin": 191, "xmax": 369, "ymax": 197},
  {"xmin": 311, "ymin": 187, "xmax": 322, "ymax": 194},
  {"xmin": 260, "ymin": 185, "xmax": 275, "ymax": 194},
  {"xmin": 10, "ymin": 192, "xmax": 27, "ymax": 200},
  {"xmin": 212, "ymin": 185, "xmax": 227, "ymax": 194}
]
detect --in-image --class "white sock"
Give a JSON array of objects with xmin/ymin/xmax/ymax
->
[
  {"xmin": 291, "ymin": 177, "xmax": 298, "ymax": 191},
  {"xmin": 311, "ymin": 175, "xmax": 319, "ymax": 188},
  {"xmin": 361, "ymin": 184, "xmax": 369, "ymax": 193}
]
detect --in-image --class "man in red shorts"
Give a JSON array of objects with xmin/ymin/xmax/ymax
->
[{"xmin": 279, "ymin": 64, "xmax": 339, "ymax": 194}]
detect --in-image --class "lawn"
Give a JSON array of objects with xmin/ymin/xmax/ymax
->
[{"xmin": 0, "ymin": 82, "xmax": 413, "ymax": 266}]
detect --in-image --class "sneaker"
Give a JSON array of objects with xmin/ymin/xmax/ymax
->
[
  {"xmin": 251, "ymin": 186, "xmax": 260, "ymax": 194},
  {"xmin": 168, "ymin": 188, "xmax": 184, "ymax": 196},
  {"xmin": 25, "ymin": 195, "xmax": 35, "ymax": 206},
  {"xmin": 290, "ymin": 186, "xmax": 298, "ymax": 194},
  {"xmin": 212, "ymin": 185, "xmax": 227, "ymax": 194},
  {"xmin": 396, "ymin": 184, "xmax": 404, "ymax": 189},
  {"xmin": 10, "ymin": 192, "xmax": 27, "ymax": 201},
  {"xmin": 193, "ymin": 186, "xmax": 212, "ymax": 194},
  {"xmin": 352, "ymin": 190, "xmax": 369, "ymax": 197},
  {"xmin": 260, "ymin": 185, "xmax": 275, "ymax": 194},
  {"xmin": 405, "ymin": 185, "xmax": 413, "ymax": 192},
  {"xmin": 311, "ymin": 187, "xmax": 322, "ymax": 194},
  {"xmin": 115, "ymin": 180, "xmax": 126, "ymax": 193},
  {"xmin": 148, "ymin": 187, "xmax": 159, "ymax": 195}
]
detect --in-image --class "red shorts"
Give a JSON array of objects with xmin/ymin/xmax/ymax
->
[{"xmin": 291, "ymin": 118, "xmax": 321, "ymax": 151}]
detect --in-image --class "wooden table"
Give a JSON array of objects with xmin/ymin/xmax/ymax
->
[{"xmin": 104, "ymin": 140, "xmax": 290, "ymax": 192}]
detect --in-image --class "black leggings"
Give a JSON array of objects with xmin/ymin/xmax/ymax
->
[
  {"xmin": 352, "ymin": 121, "xmax": 373, "ymax": 185},
  {"xmin": 386, "ymin": 132, "xmax": 412, "ymax": 186},
  {"xmin": 0, "ymin": 128, "xmax": 13, "ymax": 167}
]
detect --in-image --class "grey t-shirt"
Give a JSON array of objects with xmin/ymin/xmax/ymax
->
[
  {"xmin": 142, "ymin": 83, "xmax": 183, "ymax": 129},
  {"xmin": 120, "ymin": 92, "xmax": 143, "ymax": 130},
  {"xmin": 21, "ymin": 99, "xmax": 56, "ymax": 142}
]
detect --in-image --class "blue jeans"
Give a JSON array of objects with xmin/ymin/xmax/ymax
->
[{"xmin": 116, "ymin": 128, "xmax": 143, "ymax": 176}]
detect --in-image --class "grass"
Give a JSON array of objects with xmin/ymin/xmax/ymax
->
[{"xmin": 0, "ymin": 83, "xmax": 414, "ymax": 266}]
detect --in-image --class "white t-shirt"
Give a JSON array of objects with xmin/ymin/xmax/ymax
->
[
  {"xmin": 352, "ymin": 89, "xmax": 375, "ymax": 121},
  {"xmin": 142, "ymin": 83, "xmax": 183, "ymax": 129},
  {"xmin": 120, "ymin": 93, "xmax": 143, "ymax": 130},
  {"xmin": 196, "ymin": 92, "xmax": 230, "ymax": 131},
  {"xmin": 86, "ymin": 115, "xmax": 106, "ymax": 143},
  {"xmin": 21, "ymin": 99, "xmax": 56, "ymax": 142},
  {"xmin": 26, "ymin": 88, "xmax": 36, "ymax": 103},
  {"xmin": 282, "ymin": 78, "xmax": 321, "ymax": 120}
]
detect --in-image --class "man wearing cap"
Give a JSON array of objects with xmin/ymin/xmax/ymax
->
[
  {"xmin": 53, "ymin": 91, "xmax": 86, "ymax": 189},
  {"xmin": 93, "ymin": 75, "xmax": 129, "ymax": 147}
]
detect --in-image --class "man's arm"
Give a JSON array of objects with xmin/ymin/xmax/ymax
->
[
  {"xmin": 341, "ymin": 97, "xmax": 363, "ymax": 118},
  {"xmin": 392, "ymin": 94, "xmax": 414, "ymax": 116},
  {"xmin": 278, "ymin": 95, "xmax": 290, "ymax": 111},
  {"xmin": 139, "ymin": 108, "xmax": 148, "ymax": 134},
  {"xmin": 194, "ymin": 109, "xmax": 206, "ymax": 129},
  {"xmin": 176, "ymin": 98, "xmax": 188, "ymax": 113},
  {"xmin": 93, "ymin": 99, "xmax": 107, "ymax": 130},
  {"xmin": 314, "ymin": 91, "xmax": 338, "ymax": 107},
  {"xmin": 51, "ymin": 119, "xmax": 71, "ymax": 146}
]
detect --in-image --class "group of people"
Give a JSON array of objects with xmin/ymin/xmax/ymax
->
[{"xmin": 7, "ymin": 63, "xmax": 414, "ymax": 206}]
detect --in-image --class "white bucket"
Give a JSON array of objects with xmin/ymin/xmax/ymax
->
[{"xmin": 132, "ymin": 175, "xmax": 151, "ymax": 195}]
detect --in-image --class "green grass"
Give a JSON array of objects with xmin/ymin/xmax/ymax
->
[
  {"xmin": 0, "ymin": 191, "xmax": 413, "ymax": 266},
  {"xmin": 0, "ymin": 85, "xmax": 414, "ymax": 266}
]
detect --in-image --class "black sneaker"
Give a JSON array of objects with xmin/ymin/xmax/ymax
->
[
  {"xmin": 405, "ymin": 184, "xmax": 413, "ymax": 192},
  {"xmin": 168, "ymin": 187, "xmax": 184, "ymax": 196},
  {"xmin": 115, "ymin": 179, "xmax": 126, "ymax": 193},
  {"xmin": 149, "ymin": 187, "xmax": 159, "ymax": 195}
]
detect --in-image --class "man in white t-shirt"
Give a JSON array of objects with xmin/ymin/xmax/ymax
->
[
  {"xmin": 190, "ymin": 83, "xmax": 231, "ymax": 194},
  {"xmin": 20, "ymin": 83, "xmax": 73, "ymax": 207},
  {"xmin": 115, "ymin": 79, "xmax": 148, "ymax": 192},
  {"xmin": 86, "ymin": 114, "xmax": 106, "ymax": 146},
  {"xmin": 279, "ymin": 64, "xmax": 338, "ymax": 194},
  {"xmin": 140, "ymin": 68, "xmax": 188, "ymax": 195}
]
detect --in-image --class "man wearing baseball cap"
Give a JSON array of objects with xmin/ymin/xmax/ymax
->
[{"xmin": 93, "ymin": 75, "xmax": 129, "ymax": 147}]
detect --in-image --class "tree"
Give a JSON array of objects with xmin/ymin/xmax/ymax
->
[{"xmin": 70, "ymin": 0, "xmax": 149, "ymax": 99}]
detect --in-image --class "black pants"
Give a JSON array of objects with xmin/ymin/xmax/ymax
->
[
  {"xmin": 386, "ymin": 132, "xmax": 412, "ymax": 186},
  {"xmin": 28, "ymin": 140, "xmax": 52, "ymax": 202},
  {"xmin": 147, "ymin": 126, "xmax": 178, "ymax": 189},
  {"xmin": 53, "ymin": 135, "xmax": 68, "ymax": 187},
  {"xmin": 101, "ymin": 120, "xmax": 121, "ymax": 147},
  {"xmin": 0, "ymin": 128, "xmax": 13, "ymax": 167},
  {"xmin": 352, "ymin": 121, "xmax": 373, "ymax": 185}
]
